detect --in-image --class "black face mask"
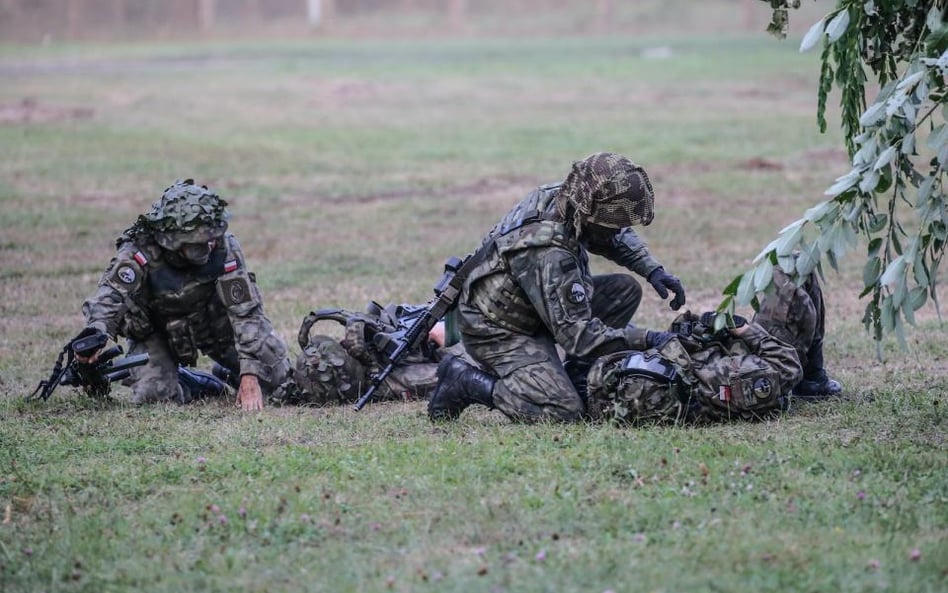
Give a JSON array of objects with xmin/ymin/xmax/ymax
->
[
  {"xmin": 178, "ymin": 241, "xmax": 215, "ymax": 265},
  {"xmin": 583, "ymin": 223, "xmax": 618, "ymax": 248}
]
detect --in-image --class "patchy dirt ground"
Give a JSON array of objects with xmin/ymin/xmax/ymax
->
[{"xmin": 0, "ymin": 97, "xmax": 94, "ymax": 124}]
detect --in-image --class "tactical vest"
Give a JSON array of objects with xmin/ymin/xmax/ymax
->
[
  {"xmin": 143, "ymin": 242, "xmax": 227, "ymax": 318},
  {"xmin": 465, "ymin": 184, "xmax": 588, "ymax": 334},
  {"xmin": 125, "ymin": 237, "xmax": 235, "ymax": 364}
]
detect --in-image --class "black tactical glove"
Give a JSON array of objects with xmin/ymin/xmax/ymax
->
[
  {"xmin": 70, "ymin": 327, "xmax": 109, "ymax": 359},
  {"xmin": 645, "ymin": 330, "xmax": 676, "ymax": 350},
  {"xmin": 647, "ymin": 267, "xmax": 686, "ymax": 311}
]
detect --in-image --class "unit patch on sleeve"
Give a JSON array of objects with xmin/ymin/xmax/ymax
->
[
  {"xmin": 569, "ymin": 282, "xmax": 587, "ymax": 304},
  {"xmin": 220, "ymin": 276, "xmax": 252, "ymax": 306},
  {"xmin": 116, "ymin": 265, "xmax": 137, "ymax": 284}
]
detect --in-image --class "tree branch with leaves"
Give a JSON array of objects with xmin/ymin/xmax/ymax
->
[{"xmin": 721, "ymin": 0, "xmax": 948, "ymax": 357}]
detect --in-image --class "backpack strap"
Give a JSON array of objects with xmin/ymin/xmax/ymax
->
[{"xmin": 297, "ymin": 307, "xmax": 388, "ymax": 351}]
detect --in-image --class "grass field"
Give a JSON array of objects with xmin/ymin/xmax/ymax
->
[{"xmin": 0, "ymin": 5, "xmax": 946, "ymax": 593}]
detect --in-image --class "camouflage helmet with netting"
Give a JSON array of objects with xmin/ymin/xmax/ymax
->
[
  {"xmin": 139, "ymin": 179, "xmax": 230, "ymax": 250},
  {"xmin": 555, "ymin": 152, "xmax": 654, "ymax": 235},
  {"xmin": 586, "ymin": 337, "xmax": 692, "ymax": 425}
]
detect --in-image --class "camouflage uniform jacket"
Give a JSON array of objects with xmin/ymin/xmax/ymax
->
[
  {"xmin": 680, "ymin": 322, "xmax": 802, "ymax": 420},
  {"xmin": 82, "ymin": 232, "xmax": 274, "ymax": 378},
  {"xmin": 463, "ymin": 183, "xmax": 661, "ymax": 358}
]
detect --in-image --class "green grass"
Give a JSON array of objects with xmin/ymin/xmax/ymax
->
[{"xmin": 1, "ymin": 15, "xmax": 946, "ymax": 593}]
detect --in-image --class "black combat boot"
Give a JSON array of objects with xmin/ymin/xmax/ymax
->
[
  {"xmin": 794, "ymin": 369, "xmax": 842, "ymax": 399},
  {"xmin": 176, "ymin": 366, "xmax": 228, "ymax": 404},
  {"xmin": 563, "ymin": 357, "xmax": 593, "ymax": 406},
  {"xmin": 211, "ymin": 362, "xmax": 240, "ymax": 390},
  {"xmin": 428, "ymin": 356, "xmax": 496, "ymax": 421},
  {"xmin": 793, "ymin": 337, "xmax": 842, "ymax": 399}
]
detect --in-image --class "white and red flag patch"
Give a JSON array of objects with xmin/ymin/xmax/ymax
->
[
  {"xmin": 133, "ymin": 251, "xmax": 148, "ymax": 266},
  {"xmin": 224, "ymin": 260, "xmax": 239, "ymax": 273}
]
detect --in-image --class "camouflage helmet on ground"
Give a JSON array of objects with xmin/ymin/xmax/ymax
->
[
  {"xmin": 139, "ymin": 179, "xmax": 230, "ymax": 250},
  {"xmin": 586, "ymin": 338, "xmax": 692, "ymax": 425},
  {"xmin": 289, "ymin": 334, "xmax": 368, "ymax": 406},
  {"xmin": 555, "ymin": 152, "xmax": 654, "ymax": 234}
]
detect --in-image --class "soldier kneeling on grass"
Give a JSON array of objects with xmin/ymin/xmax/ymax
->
[
  {"xmin": 586, "ymin": 267, "xmax": 842, "ymax": 425},
  {"xmin": 77, "ymin": 179, "xmax": 290, "ymax": 411},
  {"xmin": 271, "ymin": 302, "xmax": 465, "ymax": 406}
]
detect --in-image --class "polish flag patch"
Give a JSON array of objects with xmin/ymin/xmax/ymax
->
[
  {"xmin": 718, "ymin": 385, "xmax": 731, "ymax": 402},
  {"xmin": 224, "ymin": 260, "xmax": 239, "ymax": 273},
  {"xmin": 133, "ymin": 251, "xmax": 148, "ymax": 266}
]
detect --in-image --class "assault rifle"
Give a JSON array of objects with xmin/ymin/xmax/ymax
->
[
  {"xmin": 30, "ymin": 331, "xmax": 149, "ymax": 401},
  {"xmin": 671, "ymin": 312, "xmax": 747, "ymax": 344},
  {"xmin": 353, "ymin": 253, "xmax": 480, "ymax": 411}
]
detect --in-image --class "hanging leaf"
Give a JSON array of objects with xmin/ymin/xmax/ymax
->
[
  {"xmin": 831, "ymin": 224, "xmax": 851, "ymax": 258},
  {"xmin": 795, "ymin": 242, "xmax": 820, "ymax": 277},
  {"xmin": 775, "ymin": 222, "xmax": 805, "ymax": 256},
  {"xmin": 777, "ymin": 254, "xmax": 796, "ymax": 274},
  {"xmin": 902, "ymin": 294, "xmax": 917, "ymax": 326},
  {"xmin": 800, "ymin": 17, "xmax": 828, "ymax": 53},
  {"xmin": 895, "ymin": 70, "xmax": 926, "ymax": 92},
  {"xmin": 858, "ymin": 101, "xmax": 886, "ymax": 126},
  {"xmin": 825, "ymin": 9, "xmax": 851, "ymax": 42},
  {"xmin": 721, "ymin": 274, "xmax": 743, "ymax": 297},
  {"xmin": 895, "ymin": 312, "xmax": 908, "ymax": 350},
  {"xmin": 914, "ymin": 255, "xmax": 930, "ymax": 286},
  {"xmin": 892, "ymin": 270, "xmax": 908, "ymax": 309},
  {"xmin": 885, "ymin": 90, "xmax": 908, "ymax": 117},
  {"xmin": 736, "ymin": 270, "xmax": 756, "ymax": 306},
  {"xmin": 859, "ymin": 169, "xmax": 881, "ymax": 193},
  {"xmin": 752, "ymin": 259, "xmax": 774, "ymax": 292},
  {"xmin": 902, "ymin": 97, "xmax": 917, "ymax": 123},
  {"xmin": 826, "ymin": 247, "xmax": 839, "ymax": 272},
  {"xmin": 908, "ymin": 286, "xmax": 928, "ymax": 311},
  {"xmin": 854, "ymin": 136, "xmax": 879, "ymax": 166},
  {"xmin": 927, "ymin": 123, "xmax": 948, "ymax": 151},
  {"xmin": 879, "ymin": 255, "xmax": 907, "ymax": 288},
  {"xmin": 867, "ymin": 213, "xmax": 888, "ymax": 233},
  {"xmin": 917, "ymin": 177, "xmax": 936, "ymax": 211},
  {"xmin": 804, "ymin": 200, "xmax": 834, "ymax": 222},
  {"xmin": 880, "ymin": 295, "xmax": 895, "ymax": 334},
  {"xmin": 863, "ymin": 256, "xmax": 882, "ymax": 288},
  {"xmin": 901, "ymin": 130, "xmax": 916, "ymax": 155},
  {"xmin": 752, "ymin": 237, "xmax": 782, "ymax": 264},
  {"xmin": 873, "ymin": 146, "xmax": 897, "ymax": 170},
  {"xmin": 825, "ymin": 169, "xmax": 861, "ymax": 197}
]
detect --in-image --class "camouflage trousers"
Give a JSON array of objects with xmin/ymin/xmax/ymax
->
[
  {"xmin": 124, "ymin": 327, "xmax": 289, "ymax": 404},
  {"xmin": 752, "ymin": 267, "xmax": 824, "ymax": 369},
  {"xmin": 458, "ymin": 273, "xmax": 641, "ymax": 422}
]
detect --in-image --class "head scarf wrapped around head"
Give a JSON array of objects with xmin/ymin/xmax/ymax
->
[{"xmin": 555, "ymin": 152, "xmax": 655, "ymax": 236}]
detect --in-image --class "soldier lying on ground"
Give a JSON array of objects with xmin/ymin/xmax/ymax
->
[
  {"xmin": 76, "ymin": 179, "xmax": 290, "ymax": 411},
  {"xmin": 270, "ymin": 303, "xmax": 464, "ymax": 406},
  {"xmin": 587, "ymin": 264, "xmax": 842, "ymax": 424}
]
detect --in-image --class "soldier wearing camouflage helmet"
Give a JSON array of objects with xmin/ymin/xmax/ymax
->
[
  {"xmin": 428, "ymin": 152, "xmax": 687, "ymax": 423},
  {"xmin": 77, "ymin": 179, "xmax": 290, "ymax": 410}
]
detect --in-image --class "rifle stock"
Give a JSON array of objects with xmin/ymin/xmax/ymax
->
[{"xmin": 353, "ymin": 254, "xmax": 475, "ymax": 411}]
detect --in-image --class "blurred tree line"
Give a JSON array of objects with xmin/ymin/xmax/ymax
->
[{"xmin": 0, "ymin": 0, "xmax": 763, "ymax": 42}]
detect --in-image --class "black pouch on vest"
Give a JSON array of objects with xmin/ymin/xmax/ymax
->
[{"xmin": 165, "ymin": 318, "xmax": 198, "ymax": 365}]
